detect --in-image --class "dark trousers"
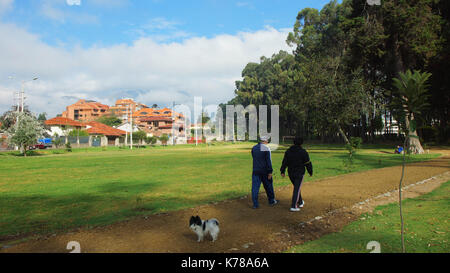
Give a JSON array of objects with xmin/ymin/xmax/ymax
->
[
  {"xmin": 251, "ymin": 174, "xmax": 275, "ymax": 207},
  {"xmin": 289, "ymin": 174, "xmax": 304, "ymax": 208}
]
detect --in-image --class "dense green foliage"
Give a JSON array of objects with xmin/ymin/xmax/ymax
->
[
  {"xmin": 227, "ymin": 0, "xmax": 448, "ymax": 145},
  {"xmin": 96, "ymin": 115, "xmax": 123, "ymax": 127},
  {"xmin": 68, "ymin": 129, "xmax": 89, "ymax": 137}
]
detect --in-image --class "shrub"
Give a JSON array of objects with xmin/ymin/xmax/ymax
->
[
  {"xmin": 159, "ymin": 134, "xmax": 169, "ymax": 146},
  {"xmin": 65, "ymin": 142, "xmax": 72, "ymax": 152},
  {"xmin": 343, "ymin": 137, "xmax": 362, "ymax": 171},
  {"xmin": 68, "ymin": 130, "xmax": 89, "ymax": 137}
]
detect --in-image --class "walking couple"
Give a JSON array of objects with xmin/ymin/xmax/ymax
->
[{"xmin": 251, "ymin": 136, "xmax": 313, "ymax": 212}]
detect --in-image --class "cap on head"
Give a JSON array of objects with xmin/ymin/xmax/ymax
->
[{"xmin": 260, "ymin": 135, "xmax": 270, "ymax": 142}]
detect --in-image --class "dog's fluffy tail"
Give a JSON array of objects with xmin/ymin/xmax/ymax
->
[{"xmin": 211, "ymin": 218, "xmax": 219, "ymax": 226}]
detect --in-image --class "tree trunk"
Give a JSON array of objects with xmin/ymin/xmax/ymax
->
[
  {"xmin": 405, "ymin": 114, "xmax": 424, "ymax": 154},
  {"xmin": 407, "ymin": 130, "xmax": 424, "ymax": 154},
  {"xmin": 338, "ymin": 126, "xmax": 350, "ymax": 145}
]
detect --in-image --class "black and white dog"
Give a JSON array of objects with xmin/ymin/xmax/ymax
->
[{"xmin": 189, "ymin": 215, "xmax": 220, "ymax": 242}]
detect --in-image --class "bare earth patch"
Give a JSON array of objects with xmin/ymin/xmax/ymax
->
[{"xmin": 1, "ymin": 154, "xmax": 449, "ymax": 253}]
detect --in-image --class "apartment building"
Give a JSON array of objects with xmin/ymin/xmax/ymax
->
[
  {"xmin": 62, "ymin": 99, "xmax": 110, "ymax": 122},
  {"xmin": 58, "ymin": 99, "xmax": 185, "ymax": 139},
  {"xmin": 109, "ymin": 98, "xmax": 149, "ymax": 121},
  {"xmin": 134, "ymin": 107, "xmax": 185, "ymax": 135}
]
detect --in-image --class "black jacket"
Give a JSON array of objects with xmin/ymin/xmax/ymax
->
[{"xmin": 280, "ymin": 145, "xmax": 313, "ymax": 177}]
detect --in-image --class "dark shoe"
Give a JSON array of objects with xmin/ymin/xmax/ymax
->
[
  {"xmin": 252, "ymin": 205, "xmax": 259, "ymax": 209},
  {"xmin": 270, "ymin": 200, "xmax": 279, "ymax": 206}
]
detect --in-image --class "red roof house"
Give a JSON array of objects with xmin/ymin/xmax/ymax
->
[
  {"xmin": 85, "ymin": 121, "xmax": 126, "ymax": 137},
  {"xmin": 45, "ymin": 117, "xmax": 86, "ymax": 127}
]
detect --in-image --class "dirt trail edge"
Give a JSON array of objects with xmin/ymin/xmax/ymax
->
[{"xmin": 2, "ymin": 156, "xmax": 449, "ymax": 253}]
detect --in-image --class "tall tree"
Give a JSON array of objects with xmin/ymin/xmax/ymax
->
[
  {"xmin": 37, "ymin": 112, "xmax": 47, "ymax": 122},
  {"xmin": 346, "ymin": 0, "xmax": 443, "ymax": 141},
  {"xmin": 287, "ymin": 0, "xmax": 370, "ymax": 143}
]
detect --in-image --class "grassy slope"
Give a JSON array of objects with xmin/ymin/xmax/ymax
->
[
  {"xmin": 288, "ymin": 181, "xmax": 450, "ymax": 253},
  {"xmin": 0, "ymin": 143, "xmax": 439, "ymax": 237}
]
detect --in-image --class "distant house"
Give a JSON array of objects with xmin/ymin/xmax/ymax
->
[
  {"xmin": 45, "ymin": 117, "xmax": 126, "ymax": 147},
  {"xmin": 133, "ymin": 107, "xmax": 185, "ymax": 138},
  {"xmin": 116, "ymin": 122, "xmax": 140, "ymax": 134},
  {"xmin": 62, "ymin": 99, "xmax": 110, "ymax": 122},
  {"xmin": 109, "ymin": 98, "xmax": 148, "ymax": 122},
  {"xmin": 139, "ymin": 116, "xmax": 185, "ymax": 137},
  {"xmin": 85, "ymin": 121, "xmax": 126, "ymax": 146},
  {"xmin": 45, "ymin": 117, "xmax": 87, "ymax": 136},
  {"xmin": 56, "ymin": 98, "xmax": 187, "ymax": 143}
]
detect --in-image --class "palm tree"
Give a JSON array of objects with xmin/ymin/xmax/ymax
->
[{"xmin": 391, "ymin": 70, "xmax": 431, "ymax": 154}]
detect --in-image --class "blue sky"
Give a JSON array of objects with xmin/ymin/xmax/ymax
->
[
  {"xmin": 3, "ymin": 0, "xmax": 331, "ymax": 47},
  {"xmin": 0, "ymin": 0, "xmax": 333, "ymax": 117}
]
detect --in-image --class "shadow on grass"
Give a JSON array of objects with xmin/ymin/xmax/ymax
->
[
  {"xmin": 0, "ymin": 181, "xmax": 249, "ymax": 241},
  {"xmin": 0, "ymin": 151, "xmax": 45, "ymax": 157}
]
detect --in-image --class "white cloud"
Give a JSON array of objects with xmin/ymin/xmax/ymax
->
[
  {"xmin": 0, "ymin": 23, "xmax": 292, "ymax": 117},
  {"xmin": 66, "ymin": 0, "xmax": 81, "ymax": 6}
]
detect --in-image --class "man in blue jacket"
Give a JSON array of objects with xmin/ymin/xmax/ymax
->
[{"xmin": 251, "ymin": 135, "xmax": 279, "ymax": 209}]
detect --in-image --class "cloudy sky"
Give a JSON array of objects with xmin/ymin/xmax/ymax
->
[{"xmin": 0, "ymin": 0, "xmax": 331, "ymax": 118}]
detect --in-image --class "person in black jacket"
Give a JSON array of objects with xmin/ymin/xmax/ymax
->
[{"xmin": 280, "ymin": 137, "xmax": 313, "ymax": 212}]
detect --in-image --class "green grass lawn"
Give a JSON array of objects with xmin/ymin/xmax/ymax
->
[
  {"xmin": 0, "ymin": 142, "xmax": 440, "ymax": 238},
  {"xmin": 288, "ymin": 181, "xmax": 450, "ymax": 253}
]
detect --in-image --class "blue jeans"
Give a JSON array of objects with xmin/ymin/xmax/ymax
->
[{"xmin": 251, "ymin": 174, "xmax": 275, "ymax": 207}]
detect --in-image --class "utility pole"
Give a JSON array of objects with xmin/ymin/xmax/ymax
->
[
  {"xmin": 18, "ymin": 77, "xmax": 38, "ymax": 112},
  {"xmin": 172, "ymin": 101, "xmax": 180, "ymax": 145},
  {"xmin": 20, "ymin": 82, "xmax": 25, "ymax": 112},
  {"xmin": 9, "ymin": 76, "xmax": 38, "ymax": 150},
  {"xmin": 195, "ymin": 121, "xmax": 198, "ymax": 146},
  {"xmin": 125, "ymin": 104, "xmax": 128, "ymax": 146},
  {"xmin": 130, "ymin": 104, "xmax": 133, "ymax": 150}
]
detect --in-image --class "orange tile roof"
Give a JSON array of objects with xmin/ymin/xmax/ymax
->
[
  {"xmin": 70, "ymin": 99, "xmax": 109, "ymax": 110},
  {"xmin": 45, "ymin": 117, "xmax": 86, "ymax": 127},
  {"xmin": 86, "ymin": 121, "xmax": 126, "ymax": 136},
  {"xmin": 115, "ymin": 99, "xmax": 136, "ymax": 105},
  {"xmin": 132, "ymin": 108, "xmax": 156, "ymax": 117},
  {"xmin": 133, "ymin": 108, "xmax": 185, "ymax": 119},
  {"xmin": 140, "ymin": 117, "xmax": 173, "ymax": 122}
]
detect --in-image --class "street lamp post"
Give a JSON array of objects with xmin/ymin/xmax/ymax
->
[
  {"xmin": 20, "ymin": 78, "xmax": 38, "ymax": 112},
  {"xmin": 8, "ymin": 76, "xmax": 38, "ymax": 150},
  {"xmin": 172, "ymin": 101, "xmax": 180, "ymax": 145}
]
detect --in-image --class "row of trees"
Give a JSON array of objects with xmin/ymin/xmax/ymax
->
[{"xmin": 225, "ymin": 0, "xmax": 449, "ymax": 153}]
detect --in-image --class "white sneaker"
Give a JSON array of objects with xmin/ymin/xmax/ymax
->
[
  {"xmin": 299, "ymin": 201, "xmax": 305, "ymax": 208},
  {"xmin": 290, "ymin": 208, "xmax": 300, "ymax": 212}
]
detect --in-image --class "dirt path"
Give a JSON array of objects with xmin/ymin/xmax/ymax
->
[{"xmin": 2, "ymin": 154, "xmax": 449, "ymax": 253}]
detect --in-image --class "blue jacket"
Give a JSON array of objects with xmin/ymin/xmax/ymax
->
[{"xmin": 251, "ymin": 143, "xmax": 273, "ymax": 175}]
